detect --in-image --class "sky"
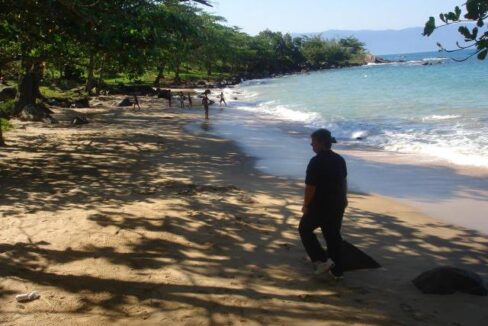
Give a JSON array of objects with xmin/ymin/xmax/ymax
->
[{"xmin": 209, "ymin": 0, "xmax": 464, "ymax": 35}]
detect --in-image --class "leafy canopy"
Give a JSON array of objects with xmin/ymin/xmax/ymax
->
[{"xmin": 424, "ymin": 0, "xmax": 488, "ymax": 60}]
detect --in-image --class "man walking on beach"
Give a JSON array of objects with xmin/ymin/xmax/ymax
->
[{"xmin": 299, "ymin": 129, "xmax": 348, "ymax": 279}]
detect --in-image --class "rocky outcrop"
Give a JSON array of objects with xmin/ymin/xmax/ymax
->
[{"xmin": 45, "ymin": 97, "xmax": 90, "ymax": 108}]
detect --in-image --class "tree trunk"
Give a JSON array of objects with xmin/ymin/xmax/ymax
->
[
  {"xmin": 174, "ymin": 63, "xmax": 181, "ymax": 83},
  {"xmin": 14, "ymin": 60, "xmax": 42, "ymax": 115},
  {"xmin": 207, "ymin": 64, "xmax": 212, "ymax": 77},
  {"xmin": 96, "ymin": 71, "xmax": 103, "ymax": 96},
  {"xmin": 85, "ymin": 53, "xmax": 96, "ymax": 95},
  {"xmin": 95, "ymin": 58, "xmax": 105, "ymax": 96},
  {"xmin": 153, "ymin": 64, "xmax": 165, "ymax": 86}
]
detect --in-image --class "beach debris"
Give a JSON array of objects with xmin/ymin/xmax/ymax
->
[
  {"xmin": 277, "ymin": 242, "xmax": 292, "ymax": 250},
  {"xmin": 15, "ymin": 291, "xmax": 41, "ymax": 303},
  {"xmin": 239, "ymin": 194, "xmax": 255, "ymax": 204},
  {"xmin": 412, "ymin": 266, "xmax": 488, "ymax": 296}
]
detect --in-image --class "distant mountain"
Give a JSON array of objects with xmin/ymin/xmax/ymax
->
[{"xmin": 294, "ymin": 25, "xmax": 472, "ymax": 55}]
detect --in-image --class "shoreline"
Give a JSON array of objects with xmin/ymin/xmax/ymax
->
[
  {"xmin": 203, "ymin": 82, "xmax": 488, "ymax": 236},
  {"xmin": 0, "ymin": 96, "xmax": 487, "ymax": 324}
]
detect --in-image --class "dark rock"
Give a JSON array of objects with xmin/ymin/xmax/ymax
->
[
  {"xmin": 71, "ymin": 98, "xmax": 90, "ymax": 108},
  {"xmin": 45, "ymin": 116, "xmax": 58, "ymax": 124},
  {"xmin": 38, "ymin": 103, "xmax": 54, "ymax": 115},
  {"xmin": 103, "ymin": 84, "xmax": 156, "ymax": 96},
  {"xmin": 375, "ymin": 57, "xmax": 393, "ymax": 64},
  {"xmin": 118, "ymin": 97, "xmax": 132, "ymax": 107},
  {"xmin": 71, "ymin": 116, "xmax": 89, "ymax": 126},
  {"xmin": 45, "ymin": 97, "xmax": 89, "ymax": 108},
  {"xmin": 121, "ymin": 85, "xmax": 156, "ymax": 96},
  {"xmin": 0, "ymin": 86, "xmax": 17, "ymax": 101},
  {"xmin": 46, "ymin": 98, "xmax": 66, "ymax": 107},
  {"xmin": 158, "ymin": 89, "xmax": 172, "ymax": 100},
  {"xmin": 413, "ymin": 266, "xmax": 488, "ymax": 296}
]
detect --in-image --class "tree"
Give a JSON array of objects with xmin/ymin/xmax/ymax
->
[
  {"xmin": 162, "ymin": 1, "xmax": 204, "ymax": 82},
  {"xmin": 0, "ymin": 0, "xmax": 210, "ymax": 145},
  {"xmin": 196, "ymin": 13, "xmax": 230, "ymax": 77},
  {"xmin": 424, "ymin": 0, "xmax": 488, "ymax": 60},
  {"xmin": 301, "ymin": 35, "xmax": 329, "ymax": 68},
  {"xmin": 0, "ymin": 0, "xmax": 209, "ymax": 109}
]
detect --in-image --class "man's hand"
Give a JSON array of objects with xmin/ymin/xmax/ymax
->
[{"xmin": 303, "ymin": 184, "xmax": 315, "ymax": 216}]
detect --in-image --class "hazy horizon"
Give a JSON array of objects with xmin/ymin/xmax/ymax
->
[{"xmin": 211, "ymin": 0, "xmax": 462, "ymax": 35}]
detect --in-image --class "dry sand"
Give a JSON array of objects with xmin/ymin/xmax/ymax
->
[{"xmin": 0, "ymin": 96, "xmax": 487, "ymax": 325}]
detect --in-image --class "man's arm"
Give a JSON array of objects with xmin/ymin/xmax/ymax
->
[
  {"xmin": 343, "ymin": 177, "xmax": 348, "ymax": 208},
  {"xmin": 302, "ymin": 184, "xmax": 316, "ymax": 214}
]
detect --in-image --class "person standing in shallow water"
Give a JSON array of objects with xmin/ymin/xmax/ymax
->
[
  {"xmin": 179, "ymin": 91, "xmax": 185, "ymax": 108},
  {"xmin": 202, "ymin": 90, "xmax": 210, "ymax": 120},
  {"xmin": 219, "ymin": 91, "xmax": 227, "ymax": 106},
  {"xmin": 299, "ymin": 128, "xmax": 348, "ymax": 280}
]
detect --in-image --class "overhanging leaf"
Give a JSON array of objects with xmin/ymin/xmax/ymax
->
[
  {"xmin": 423, "ymin": 17, "xmax": 436, "ymax": 36},
  {"xmin": 478, "ymin": 49, "xmax": 487, "ymax": 60}
]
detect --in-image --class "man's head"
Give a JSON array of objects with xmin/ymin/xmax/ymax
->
[{"xmin": 310, "ymin": 128, "xmax": 336, "ymax": 153}]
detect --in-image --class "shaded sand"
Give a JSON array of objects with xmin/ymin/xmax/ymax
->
[{"xmin": 0, "ymin": 97, "xmax": 487, "ymax": 325}]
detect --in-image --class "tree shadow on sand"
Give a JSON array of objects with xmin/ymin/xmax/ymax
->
[{"xmin": 1, "ymin": 105, "xmax": 487, "ymax": 324}]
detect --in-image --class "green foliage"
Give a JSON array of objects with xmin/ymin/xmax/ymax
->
[
  {"xmin": 0, "ymin": 99, "xmax": 15, "ymax": 115},
  {"xmin": 0, "ymin": 99, "xmax": 14, "ymax": 133},
  {"xmin": 39, "ymin": 86, "xmax": 79, "ymax": 100},
  {"xmin": 0, "ymin": 0, "xmax": 369, "ymax": 94},
  {"xmin": 301, "ymin": 35, "xmax": 365, "ymax": 68},
  {"xmin": 0, "ymin": 118, "xmax": 12, "ymax": 132},
  {"xmin": 424, "ymin": 0, "xmax": 488, "ymax": 60}
]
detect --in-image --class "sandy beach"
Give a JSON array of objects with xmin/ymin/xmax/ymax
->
[{"xmin": 1, "ymin": 96, "xmax": 487, "ymax": 325}]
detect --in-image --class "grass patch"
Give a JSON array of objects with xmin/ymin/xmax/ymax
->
[
  {"xmin": 39, "ymin": 85, "xmax": 80, "ymax": 100},
  {"xmin": 104, "ymin": 69, "xmax": 231, "ymax": 86},
  {"xmin": 0, "ymin": 118, "xmax": 12, "ymax": 132},
  {"xmin": 0, "ymin": 99, "xmax": 15, "ymax": 114},
  {"xmin": 0, "ymin": 99, "xmax": 14, "ymax": 132}
]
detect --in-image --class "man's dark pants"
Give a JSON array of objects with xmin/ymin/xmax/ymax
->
[{"xmin": 299, "ymin": 205, "xmax": 344, "ymax": 274}]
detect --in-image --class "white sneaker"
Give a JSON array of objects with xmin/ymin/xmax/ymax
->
[
  {"xmin": 328, "ymin": 269, "xmax": 344, "ymax": 280},
  {"xmin": 313, "ymin": 259, "xmax": 335, "ymax": 275}
]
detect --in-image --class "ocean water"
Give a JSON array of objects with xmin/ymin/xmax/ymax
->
[
  {"xmin": 219, "ymin": 51, "xmax": 488, "ymax": 169},
  {"xmin": 187, "ymin": 51, "xmax": 488, "ymax": 233}
]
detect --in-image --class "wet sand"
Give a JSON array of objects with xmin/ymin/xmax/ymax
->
[
  {"xmin": 0, "ymin": 96, "xmax": 487, "ymax": 325},
  {"xmin": 339, "ymin": 149, "xmax": 488, "ymax": 235}
]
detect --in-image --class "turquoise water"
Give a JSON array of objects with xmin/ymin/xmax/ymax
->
[
  {"xmin": 224, "ymin": 51, "xmax": 488, "ymax": 168},
  {"xmin": 186, "ymin": 51, "xmax": 488, "ymax": 233}
]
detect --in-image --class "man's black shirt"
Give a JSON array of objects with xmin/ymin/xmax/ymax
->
[{"xmin": 305, "ymin": 149, "xmax": 347, "ymax": 210}]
